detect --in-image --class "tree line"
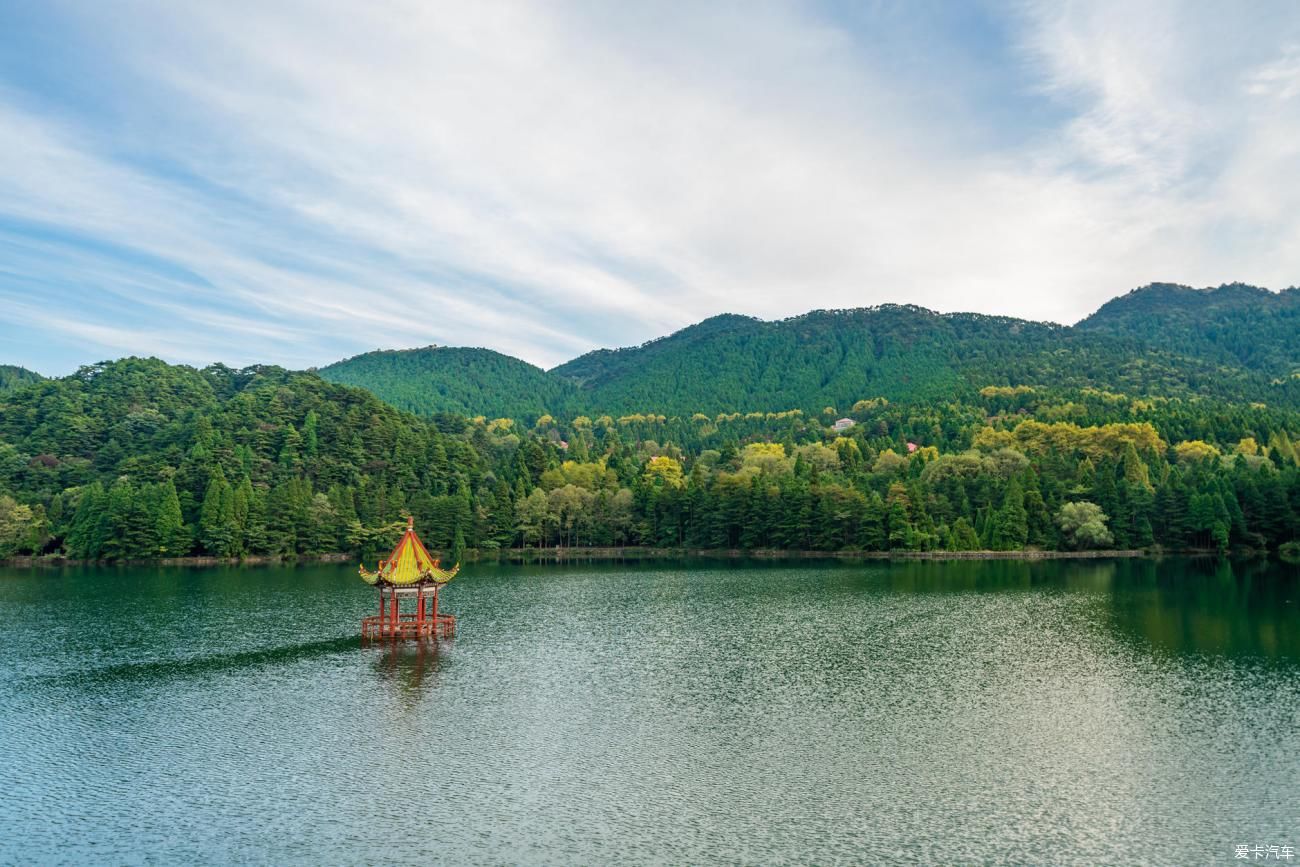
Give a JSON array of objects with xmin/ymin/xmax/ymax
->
[{"xmin": 0, "ymin": 358, "xmax": 1298, "ymax": 561}]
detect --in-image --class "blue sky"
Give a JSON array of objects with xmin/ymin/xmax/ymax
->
[{"xmin": 2, "ymin": 1, "xmax": 1299, "ymax": 375}]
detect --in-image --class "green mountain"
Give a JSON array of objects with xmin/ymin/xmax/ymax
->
[
  {"xmin": 319, "ymin": 284, "xmax": 1300, "ymax": 419},
  {"xmin": 554, "ymin": 306, "xmax": 1025, "ymax": 413},
  {"xmin": 319, "ymin": 346, "xmax": 576, "ymax": 419},
  {"xmin": 1077, "ymin": 282, "xmax": 1300, "ymax": 378},
  {"xmin": 0, "ymin": 365, "xmax": 43, "ymax": 394}
]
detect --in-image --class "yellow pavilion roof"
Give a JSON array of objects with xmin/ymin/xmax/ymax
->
[{"xmin": 359, "ymin": 518, "xmax": 460, "ymax": 586}]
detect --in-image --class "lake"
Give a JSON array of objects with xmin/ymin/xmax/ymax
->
[{"xmin": 1, "ymin": 558, "xmax": 1298, "ymax": 865}]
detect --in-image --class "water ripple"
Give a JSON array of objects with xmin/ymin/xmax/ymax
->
[{"xmin": 0, "ymin": 559, "xmax": 1297, "ymax": 865}]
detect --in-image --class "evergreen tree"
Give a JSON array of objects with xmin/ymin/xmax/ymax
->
[
  {"xmin": 860, "ymin": 491, "xmax": 887, "ymax": 551},
  {"xmin": 232, "ymin": 476, "xmax": 254, "ymax": 554},
  {"xmin": 278, "ymin": 425, "xmax": 303, "ymax": 474},
  {"xmin": 885, "ymin": 484, "xmax": 912, "ymax": 550},
  {"xmin": 155, "ymin": 479, "xmax": 190, "ymax": 556},
  {"xmin": 302, "ymin": 410, "xmax": 320, "ymax": 459},
  {"xmin": 1122, "ymin": 441, "xmax": 1152, "ymax": 491},
  {"xmin": 990, "ymin": 479, "xmax": 1028, "ymax": 551},
  {"xmin": 199, "ymin": 468, "xmax": 239, "ymax": 557},
  {"xmin": 66, "ymin": 482, "xmax": 109, "ymax": 559},
  {"xmin": 951, "ymin": 517, "xmax": 980, "ymax": 551}
]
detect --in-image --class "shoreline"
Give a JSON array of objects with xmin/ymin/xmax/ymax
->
[
  {"xmin": 493, "ymin": 546, "xmax": 1151, "ymax": 562},
  {"xmin": 0, "ymin": 546, "xmax": 1162, "ymax": 568}
]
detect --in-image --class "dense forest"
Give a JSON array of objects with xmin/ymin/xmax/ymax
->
[
  {"xmin": 320, "ymin": 284, "xmax": 1300, "ymax": 421},
  {"xmin": 1, "ymin": 355, "xmax": 1298, "ymax": 561}
]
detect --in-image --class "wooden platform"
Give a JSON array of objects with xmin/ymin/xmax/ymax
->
[{"xmin": 361, "ymin": 612, "xmax": 456, "ymax": 640}]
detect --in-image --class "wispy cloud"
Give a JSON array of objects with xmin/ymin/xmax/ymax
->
[{"xmin": 1, "ymin": 0, "xmax": 1298, "ymax": 375}]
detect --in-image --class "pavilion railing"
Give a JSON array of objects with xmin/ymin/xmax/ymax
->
[{"xmin": 361, "ymin": 612, "xmax": 456, "ymax": 640}]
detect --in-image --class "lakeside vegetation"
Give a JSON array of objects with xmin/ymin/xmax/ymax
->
[{"xmin": 1, "ymin": 356, "xmax": 1298, "ymax": 563}]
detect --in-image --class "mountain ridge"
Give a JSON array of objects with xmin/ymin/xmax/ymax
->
[{"xmin": 320, "ymin": 283, "xmax": 1300, "ymax": 419}]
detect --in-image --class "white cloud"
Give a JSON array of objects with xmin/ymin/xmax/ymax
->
[{"xmin": 1, "ymin": 0, "xmax": 1299, "ymax": 373}]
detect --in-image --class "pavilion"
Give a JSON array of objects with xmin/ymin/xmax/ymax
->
[{"xmin": 359, "ymin": 518, "xmax": 459, "ymax": 639}]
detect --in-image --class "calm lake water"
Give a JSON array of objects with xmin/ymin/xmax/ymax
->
[{"xmin": 1, "ymin": 558, "xmax": 1298, "ymax": 865}]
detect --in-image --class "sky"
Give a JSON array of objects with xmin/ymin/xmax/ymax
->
[{"xmin": 1, "ymin": 1, "xmax": 1299, "ymax": 376}]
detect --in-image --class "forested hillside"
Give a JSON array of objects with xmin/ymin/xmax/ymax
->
[
  {"xmin": 0, "ymin": 365, "xmax": 42, "ymax": 394},
  {"xmin": 1, "ymin": 357, "xmax": 1298, "ymax": 560},
  {"xmin": 319, "ymin": 284, "xmax": 1300, "ymax": 421},
  {"xmin": 552, "ymin": 303, "xmax": 1297, "ymax": 415},
  {"xmin": 1079, "ymin": 283, "xmax": 1300, "ymax": 376},
  {"xmin": 319, "ymin": 346, "xmax": 576, "ymax": 418},
  {"xmin": 0, "ymin": 359, "xmax": 487, "ymax": 561}
]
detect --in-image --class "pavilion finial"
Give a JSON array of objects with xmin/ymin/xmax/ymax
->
[{"xmin": 407, "ymin": 515, "xmax": 414, "ymax": 531}]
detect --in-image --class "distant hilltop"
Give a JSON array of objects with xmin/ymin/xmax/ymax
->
[
  {"xmin": 318, "ymin": 283, "xmax": 1300, "ymax": 419},
  {"xmin": 0, "ymin": 365, "xmax": 43, "ymax": 395}
]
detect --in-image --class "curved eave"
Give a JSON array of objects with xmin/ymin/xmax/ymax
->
[
  {"xmin": 383, "ymin": 564, "xmax": 460, "ymax": 586},
  {"xmin": 360, "ymin": 563, "xmax": 460, "ymax": 586}
]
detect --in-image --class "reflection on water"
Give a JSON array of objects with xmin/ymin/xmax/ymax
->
[
  {"xmin": 873, "ymin": 557, "xmax": 1120, "ymax": 593},
  {"xmin": 369, "ymin": 638, "xmax": 446, "ymax": 696},
  {"xmin": 0, "ymin": 558, "xmax": 1297, "ymax": 865},
  {"xmin": 1111, "ymin": 557, "xmax": 1300, "ymax": 657}
]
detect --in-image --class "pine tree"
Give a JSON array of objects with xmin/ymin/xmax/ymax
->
[
  {"xmin": 1110, "ymin": 481, "xmax": 1134, "ymax": 548},
  {"xmin": 265, "ymin": 480, "xmax": 298, "ymax": 555},
  {"xmin": 302, "ymin": 410, "xmax": 319, "ymax": 459},
  {"xmin": 232, "ymin": 476, "xmax": 254, "ymax": 554},
  {"xmin": 289, "ymin": 478, "xmax": 316, "ymax": 554},
  {"xmin": 1212, "ymin": 521, "xmax": 1230, "ymax": 554},
  {"xmin": 1134, "ymin": 515, "xmax": 1154, "ymax": 548},
  {"xmin": 1022, "ymin": 471, "xmax": 1053, "ymax": 546},
  {"xmin": 243, "ymin": 485, "xmax": 270, "ymax": 554},
  {"xmin": 66, "ymin": 482, "xmax": 109, "ymax": 559},
  {"xmin": 990, "ymin": 478, "xmax": 1028, "ymax": 551},
  {"xmin": 102, "ymin": 479, "xmax": 154, "ymax": 560},
  {"xmin": 1122, "ymin": 441, "xmax": 1152, "ymax": 491},
  {"xmin": 1188, "ymin": 492, "xmax": 1217, "ymax": 548},
  {"xmin": 951, "ymin": 517, "xmax": 980, "ymax": 551},
  {"xmin": 1159, "ymin": 474, "xmax": 1191, "ymax": 547},
  {"xmin": 155, "ymin": 479, "xmax": 190, "ymax": 556},
  {"xmin": 886, "ymin": 483, "xmax": 912, "ymax": 550},
  {"xmin": 200, "ymin": 467, "xmax": 238, "ymax": 556},
  {"xmin": 278, "ymin": 425, "xmax": 303, "ymax": 474}
]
